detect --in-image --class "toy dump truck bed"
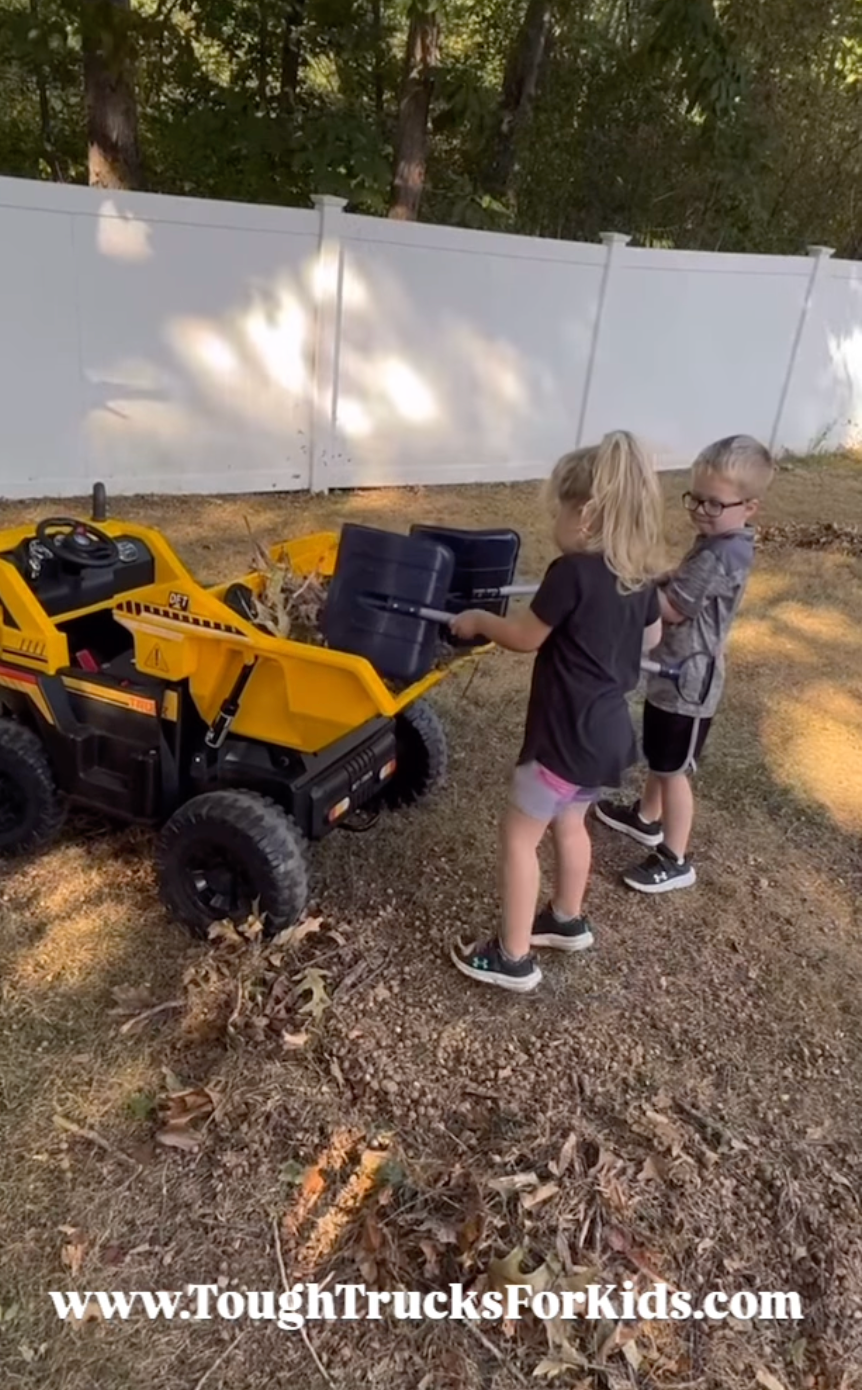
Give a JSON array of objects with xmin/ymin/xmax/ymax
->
[{"xmin": 198, "ymin": 530, "xmax": 468, "ymax": 755}]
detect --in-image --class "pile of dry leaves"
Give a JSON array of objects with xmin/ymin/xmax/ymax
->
[
  {"xmin": 757, "ymin": 521, "xmax": 862, "ymax": 556},
  {"xmin": 241, "ymin": 522, "xmax": 463, "ymax": 683},
  {"xmin": 245, "ymin": 522, "xmax": 329, "ymax": 643},
  {"xmin": 180, "ymin": 910, "xmax": 335, "ymax": 1056},
  {"xmin": 272, "ymin": 1119, "xmax": 727, "ymax": 1385},
  {"xmin": 106, "ymin": 912, "xmax": 336, "ymax": 1154}
]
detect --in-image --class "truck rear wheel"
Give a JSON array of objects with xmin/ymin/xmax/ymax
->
[
  {"xmin": 157, "ymin": 790, "xmax": 309, "ymax": 938},
  {"xmin": 385, "ymin": 699, "xmax": 448, "ymax": 808},
  {"xmin": 0, "ymin": 718, "xmax": 66, "ymax": 857}
]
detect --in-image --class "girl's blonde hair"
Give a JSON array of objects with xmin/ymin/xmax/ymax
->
[{"xmin": 546, "ymin": 430, "xmax": 666, "ymax": 592}]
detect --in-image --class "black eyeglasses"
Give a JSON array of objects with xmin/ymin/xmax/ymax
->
[{"xmin": 683, "ymin": 491, "xmax": 750, "ymax": 520}]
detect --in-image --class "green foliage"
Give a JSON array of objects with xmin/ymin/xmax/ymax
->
[{"xmin": 0, "ymin": 0, "xmax": 860, "ymax": 252}]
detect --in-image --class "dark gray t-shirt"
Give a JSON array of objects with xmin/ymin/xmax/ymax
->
[
  {"xmin": 519, "ymin": 552, "xmax": 660, "ymax": 788},
  {"xmin": 646, "ymin": 527, "xmax": 756, "ymax": 719}
]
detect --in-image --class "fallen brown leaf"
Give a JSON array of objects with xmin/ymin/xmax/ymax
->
[
  {"xmin": 756, "ymin": 1371, "xmax": 788, "ymax": 1390},
  {"xmin": 159, "ymin": 1086, "xmax": 217, "ymax": 1128},
  {"xmin": 155, "ymin": 1126, "xmax": 202, "ymax": 1152},
  {"xmin": 264, "ymin": 975, "xmax": 293, "ymax": 1024},
  {"xmin": 281, "ymin": 1031, "xmax": 309, "ymax": 1050},
  {"xmin": 154, "ymin": 1082, "xmax": 217, "ymax": 1152},
  {"xmin": 76, "ymin": 1303, "xmax": 103, "ymax": 1328},
  {"xmin": 59, "ymin": 1228, "xmax": 87, "ymax": 1278},
  {"xmin": 488, "ymin": 1171, "xmax": 539, "ymax": 1196},
  {"xmin": 521, "ymin": 1182, "xmax": 560, "ymax": 1211},
  {"xmin": 294, "ymin": 966, "xmax": 331, "ymax": 1022},
  {"xmin": 271, "ymin": 917, "xmax": 324, "ymax": 949},
  {"xmin": 208, "ymin": 920, "xmax": 245, "ymax": 947},
  {"xmin": 487, "ymin": 1247, "xmax": 597, "ymax": 1365},
  {"xmin": 638, "ymin": 1154, "xmax": 669, "ymax": 1183},
  {"xmin": 642, "ymin": 1108, "xmax": 688, "ymax": 1158},
  {"xmin": 549, "ymin": 1132, "xmax": 579, "ymax": 1179},
  {"xmin": 423, "ymin": 1221, "xmax": 458, "ymax": 1247},
  {"xmin": 457, "ymin": 1210, "xmax": 485, "ymax": 1259},
  {"xmin": 420, "ymin": 1240, "xmax": 440, "ymax": 1277},
  {"xmin": 19, "ymin": 1342, "xmax": 48, "ymax": 1363}
]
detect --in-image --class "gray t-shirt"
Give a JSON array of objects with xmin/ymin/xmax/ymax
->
[{"xmin": 645, "ymin": 527, "xmax": 756, "ymax": 719}]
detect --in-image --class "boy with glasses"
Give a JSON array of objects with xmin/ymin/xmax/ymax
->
[{"xmin": 595, "ymin": 435, "xmax": 776, "ymax": 892}]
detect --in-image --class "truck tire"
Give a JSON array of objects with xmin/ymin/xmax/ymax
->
[
  {"xmin": 0, "ymin": 718, "xmax": 66, "ymax": 857},
  {"xmin": 385, "ymin": 698, "xmax": 448, "ymax": 808},
  {"xmin": 157, "ymin": 790, "xmax": 309, "ymax": 938}
]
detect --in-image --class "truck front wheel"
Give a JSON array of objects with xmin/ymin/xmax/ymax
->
[
  {"xmin": 157, "ymin": 790, "xmax": 308, "ymax": 938},
  {"xmin": 385, "ymin": 699, "xmax": 448, "ymax": 808}
]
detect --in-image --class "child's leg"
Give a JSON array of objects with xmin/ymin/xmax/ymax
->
[
  {"xmin": 551, "ymin": 802, "xmax": 591, "ymax": 918},
  {"xmin": 593, "ymin": 705, "xmax": 664, "ymax": 846},
  {"xmin": 451, "ymin": 765, "xmax": 553, "ymax": 990},
  {"xmin": 621, "ymin": 708, "xmax": 711, "ymax": 894},
  {"xmin": 658, "ymin": 772, "xmax": 694, "ymax": 860},
  {"xmin": 531, "ymin": 796, "xmax": 596, "ymax": 951},
  {"xmin": 500, "ymin": 805, "xmax": 548, "ymax": 960},
  {"xmin": 638, "ymin": 773, "xmax": 664, "ymax": 825}
]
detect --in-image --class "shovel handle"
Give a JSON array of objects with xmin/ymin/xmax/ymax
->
[
  {"xmin": 456, "ymin": 582, "xmax": 539, "ymax": 600},
  {"xmin": 370, "ymin": 596, "xmax": 683, "ymax": 682},
  {"xmin": 369, "ymin": 595, "xmax": 454, "ymax": 624}
]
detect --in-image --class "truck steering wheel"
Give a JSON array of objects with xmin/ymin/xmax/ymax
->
[{"xmin": 35, "ymin": 517, "xmax": 120, "ymax": 570}]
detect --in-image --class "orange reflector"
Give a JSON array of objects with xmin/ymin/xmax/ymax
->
[
  {"xmin": 379, "ymin": 759, "xmax": 397, "ymax": 781},
  {"xmin": 328, "ymin": 797, "xmax": 351, "ymax": 823}
]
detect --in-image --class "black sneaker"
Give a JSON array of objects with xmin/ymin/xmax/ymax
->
[
  {"xmin": 622, "ymin": 845, "xmax": 696, "ymax": 894},
  {"xmin": 450, "ymin": 938, "xmax": 542, "ymax": 992},
  {"xmin": 594, "ymin": 798, "xmax": 663, "ymax": 848},
  {"xmin": 531, "ymin": 904, "xmax": 594, "ymax": 952}
]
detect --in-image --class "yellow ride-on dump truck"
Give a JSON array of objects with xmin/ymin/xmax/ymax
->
[{"xmin": 0, "ymin": 487, "xmax": 506, "ymax": 936}]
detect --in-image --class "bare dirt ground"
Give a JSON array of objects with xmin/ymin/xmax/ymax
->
[{"xmin": 1, "ymin": 457, "xmax": 861, "ymax": 1390}]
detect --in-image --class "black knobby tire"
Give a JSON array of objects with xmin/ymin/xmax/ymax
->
[
  {"xmin": 0, "ymin": 718, "xmax": 66, "ymax": 857},
  {"xmin": 157, "ymin": 790, "xmax": 309, "ymax": 938},
  {"xmin": 385, "ymin": 698, "xmax": 448, "ymax": 808}
]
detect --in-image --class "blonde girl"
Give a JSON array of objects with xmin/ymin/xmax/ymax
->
[{"xmin": 449, "ymin": 430, "xmax": 666, "ymax": 992}]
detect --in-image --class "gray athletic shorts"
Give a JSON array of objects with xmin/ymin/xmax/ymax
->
[{"xmin": 510, "ymin": 760, "xmax": 600, "ymax": 822}]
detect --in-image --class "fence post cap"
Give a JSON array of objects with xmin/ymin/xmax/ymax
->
[
  {"xmin": 807, "ymin": 244, "xmax": 835, "ymax": 257},
  {"xmin": 600, "ymin": 232, "xmax": 632, "ymax": 246},
  {"xmin": 311, "ymin": 195, "xmax": 349, "ymax": 211}
]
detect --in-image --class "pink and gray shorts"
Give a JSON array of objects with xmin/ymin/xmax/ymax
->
[{"xmin": 510, "ymin": 760, "xmax": 600, "ymax": 822}]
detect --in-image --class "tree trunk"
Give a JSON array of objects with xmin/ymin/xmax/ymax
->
[
  {"xmin": 258, "ymin": 3, "xmax": 270, "ymax": 109},
  {"xmin": 371, "ymin": 0, "xmax": 385, "ymax": 128},
  {"xmin": 81, "ymin": 0, "xmax": 143, "ymax": 190},
  {"xmin": 388, "ymin": 9, "xmax": 439, "ymax": 221},
  {"xmin": 31, "ymin": 1, "xmax": 62, "ymax": 180},
  {"xmin": 279, "ymin": 0, "xmax": 308, "ymax": 113},
  {"xmin": 484, "ymin": 0, "xmax": 553, "ymax": 200}
]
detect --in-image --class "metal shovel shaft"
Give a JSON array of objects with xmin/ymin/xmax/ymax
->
[{"xmin": 374, "ymin": 596, "xmax": 676, "ymax": 680}]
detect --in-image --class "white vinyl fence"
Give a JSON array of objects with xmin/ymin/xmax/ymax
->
[{"xmin": 1, "ymin": 174, "xmax": 860, "ymax": 500}]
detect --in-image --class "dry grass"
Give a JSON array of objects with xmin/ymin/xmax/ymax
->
[{"xmin": 0, "ymin": 455, "xmax": 861, "ymax": 1390}]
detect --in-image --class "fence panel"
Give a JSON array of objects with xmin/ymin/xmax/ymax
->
[{"xmin": 0, "ymin": 175, "xmax": 859, "ymax": 501}]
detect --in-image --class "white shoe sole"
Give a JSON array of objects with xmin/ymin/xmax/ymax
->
[
  {"xmin": 594, "ymin": 804, "xmax": 663, "ymax": 848},
  {"xmin": 623, "ymin": 868, "xmax": 697, "ymax": 894},
  {"xmin": 450, "ymin": 946, "xmax": 542, "ymax": 991},
  {"xmin": 531, "ymin": 931, "xmax": 594, "ymax": 952}
]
